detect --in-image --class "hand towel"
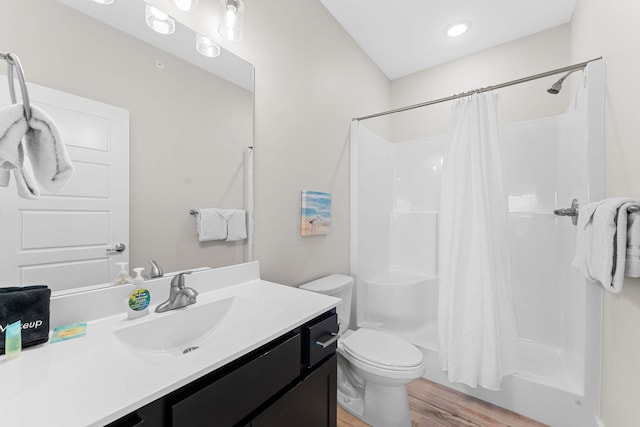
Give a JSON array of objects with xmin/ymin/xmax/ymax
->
[
  {"xmin": 625, "ymin": 210, "xmax": 640, "ymax": 277},
  {"xmin": 572, "ymin": 197, "xmax": 640, "ymax": 293},
  {"xmin": 196, "ymin": 208, "xmax": 228, "ymax": 241},
  {"xmin": 0, "ymin": 285, "xmax": 51, "ymax": 354},
  {"xmin": 0, "ymin": 103, "xmax": 74, "ymax": 198},
  {"xmin": 225, "ymin": 209, "xmax": 247, "ymax": 241}
]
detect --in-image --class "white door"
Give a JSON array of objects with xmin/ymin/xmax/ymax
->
[{"xmin": 0, "ymin": 81, "xmax": 129, "ymax": 293}]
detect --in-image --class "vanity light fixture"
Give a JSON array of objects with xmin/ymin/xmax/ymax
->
[
  {"xmin": 196, "ymin": 33, "xmax": 221, "ymax": 58},
  {"xmin": 171, "ymin": 0, "xmax": 197, "ymax": 12},
  {"xmin": 219, "ymin": 0, "xmax": 244, "ymax": 41},
  {"xmin": 145, "ymin": 4, "xmax": 176, "ymax": 35},
  {"xmin": 91, "ymin": 0, "xmax": 114, "ymax": 4},
  {"xmin": 446, "ymin": 22, "xmax": 468, "ymax": 38}
]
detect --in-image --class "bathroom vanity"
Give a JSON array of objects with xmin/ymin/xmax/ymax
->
[
  {"xmin": 0, "ymin": 262, "xmax": 340, "ymax": 427},
  {"xmin": 108, "ymin": 310, "xmax": 338, "ymax": 427}
]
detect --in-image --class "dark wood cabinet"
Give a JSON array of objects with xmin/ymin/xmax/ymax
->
[
  {"xmin": 250, "ymin": 355, "xmax": 337, "ymax": 427},
  {"xmin": 107, "ymin": 309, "xmax": 338, "ymax": 427}
]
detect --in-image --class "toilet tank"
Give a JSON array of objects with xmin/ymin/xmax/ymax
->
[{"xmin": 299, "ymin": 274, "xmax": 353, "ymax": 334}]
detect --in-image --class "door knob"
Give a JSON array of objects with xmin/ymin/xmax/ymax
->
[{"xmin": 106, "ymin": 243, "xmax": 126, "ymax": 254}]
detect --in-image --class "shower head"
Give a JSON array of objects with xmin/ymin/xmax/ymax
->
[
  {"xmin": 547, "ymin": 80, "xmax": 564, "ymax": 95},
  {"xmin": 547, "ymin": 69, "xmax": 581, "ymax": 95}
]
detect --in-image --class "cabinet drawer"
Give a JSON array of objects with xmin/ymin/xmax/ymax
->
[
  {"xmin": 305, "ymin": 312, "xmax": 338, "ymax": 369},
  {"xmin": 171, "ymin": 334, "xmax": 301, "ymax": 427}
]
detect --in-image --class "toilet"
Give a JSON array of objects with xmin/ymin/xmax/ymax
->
[{"xmin": 300, "ymin": 274, "xmax": 424, "ymax": 427}]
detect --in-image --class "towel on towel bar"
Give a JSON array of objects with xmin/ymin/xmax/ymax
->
[
  {"xmin": 195, "ymin": 208, "xmax": 247, "ymax": 242},
  {"xmin": 196, "ymin": 209, "xmax": 228, "ymax": 242},
  {"xmin": 225, "ymin": 209, "xmax": 247, "ymax": 242},
  {"xmin": 625, "ymin": 210, "xmax": 640, "ymax": 277},
  {"xmin": 572, "ymin": 198, "xmax": 640, "ymax": 293},
  {"xmin": 0, "ymin": 103, "xmax": 74, "ymax": 198}
]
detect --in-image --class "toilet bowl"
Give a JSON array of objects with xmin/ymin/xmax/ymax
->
[{"xmin": 299, "ymin": 274, "xmax": 425, "ymax": 427}]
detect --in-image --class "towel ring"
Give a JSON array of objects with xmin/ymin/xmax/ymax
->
[{"xmin": 1, "ymin": 52, "xmax": 32, "ymax": 121}]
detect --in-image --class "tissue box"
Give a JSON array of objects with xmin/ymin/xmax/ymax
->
[{"xmin": 0, "ymin": 285, "xmax": 51, "ymax": 354}]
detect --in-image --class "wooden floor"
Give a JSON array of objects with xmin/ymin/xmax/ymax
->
[{"xmin": 337, "ymin": 378, "xmax": 548, "ymax": 427}]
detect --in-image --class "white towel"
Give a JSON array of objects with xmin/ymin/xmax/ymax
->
[
  {"xmin": 225, "ymin": 209, "xmax": 247, "ymax": 241},
  {"xmin": 0, "ymin": 103, "xmax": 74, "ymax": 198},
  {"xmin": 196, "ymin": 208, "xmax": 228, "ymax": 241},
  {"xmin": 625, "ymin": 210, "xmax": 640, "ymax": 277},
  {"xmin": 572, "ymin": 198, "xmax": 640, "ymax": 293}
]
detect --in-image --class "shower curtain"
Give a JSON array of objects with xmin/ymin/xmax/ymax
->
[{"xmin": 438, "ymin": 92, "xmax": 519, "ymax": 390}]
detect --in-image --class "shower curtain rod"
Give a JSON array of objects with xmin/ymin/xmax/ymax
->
[{"xmin": 353, "ymin": 56, "xmax": 603, "ymax": 122}]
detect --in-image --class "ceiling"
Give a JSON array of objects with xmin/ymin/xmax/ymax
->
[{"xmin": 319, "ymin": 0, "xmax": 577, "ymax": 80}]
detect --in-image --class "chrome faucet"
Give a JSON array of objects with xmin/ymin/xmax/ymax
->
[{"xmin": 155, "ymin": 271, "xmax": 198, "ymax": 313}]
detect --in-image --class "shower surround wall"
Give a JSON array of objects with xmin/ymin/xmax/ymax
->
[{"xmin": 350, "ymin": 62, "xmax": 604, "ymax": 427}]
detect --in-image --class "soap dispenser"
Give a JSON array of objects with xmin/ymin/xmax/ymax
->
[
  {"xmin": 126, "ymin": 268, "xmax": 151, "ymax": 319},
  {"xmin": 114, "ymin": 262, "xmax": 133, "ymax": 286}
]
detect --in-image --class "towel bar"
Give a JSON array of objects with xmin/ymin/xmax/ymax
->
[
  {"xmin": 553, "ymin": 200, "xmax": 640, "ymax": 226},
  {"xmin": 553, "ymin": 199, "xmax": 579, "ymax": 225}
]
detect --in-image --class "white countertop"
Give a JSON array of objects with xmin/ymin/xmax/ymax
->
[{"xmin": 0, "ymin": 262, "xmax": 339, "ymax": 427}]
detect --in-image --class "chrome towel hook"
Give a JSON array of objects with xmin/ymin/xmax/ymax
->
[
  {"xmin": 1, "ymin": 51, "xmax": 32, "ymax": 121},
  {"xmin": 553, "ymin": 198, "xmax": 579, "ymax": 225}
]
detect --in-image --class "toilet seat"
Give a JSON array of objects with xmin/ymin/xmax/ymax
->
[{"xmin": 341, "ymin": 328, "xmax": 423, "ymax": 371}]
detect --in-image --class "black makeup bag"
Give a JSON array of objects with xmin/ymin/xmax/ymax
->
[{"xmin": 0, "ymin": 285, "xmax": 51, "ymax": 354}]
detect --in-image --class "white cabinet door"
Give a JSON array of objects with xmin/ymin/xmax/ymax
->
[{"xmin": 0, "ymin": 81, "xmax": 129, "ymax": 293}]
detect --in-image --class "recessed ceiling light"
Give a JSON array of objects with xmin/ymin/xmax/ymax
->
[
  {"xmin": 91, "ymin": 0, "xmax": 114, "ymax": 4},
  {"xmin": 446, "ymin": 23, "xmax": 468, "ymax": 38}
]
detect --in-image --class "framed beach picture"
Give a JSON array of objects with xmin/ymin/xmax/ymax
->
[{"xmin": 301, "ymin": 190, "xmax": 331, "ymax": 236}]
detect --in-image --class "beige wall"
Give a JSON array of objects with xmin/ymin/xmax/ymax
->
[
  {"xmin": 388, "ymin": 25, "xmax": 572, "ymax": 142},
  {"xmin": 571, "ymin": 0, "xmax": 640, "ymax": 425},
  {"xmin": 1, "ymin": 0, "xmax": 253, "ymax": 275},
  {"xmin": 184, "ymin": 0, "xmax": 392, "ymax": 285}
]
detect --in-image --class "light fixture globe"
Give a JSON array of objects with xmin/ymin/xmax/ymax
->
[
  {"xmin": 196, "ymin": 34, "xmax": 221, "ymax": 58},
  {"xmin": 146, "ymin": 4, "xmax": 176, "ymax": 35},
  {"xmin": 219, "ymin": 0, "xmax": 244, "ymax": 41},
  {"xmin": 171, "ymin": 0, "xmax": 198, "ymax": 12}
]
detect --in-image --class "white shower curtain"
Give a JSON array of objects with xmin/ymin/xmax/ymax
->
[{"xmin": 438, "ymin": 92, "xmax": 519, "ymax": 391}]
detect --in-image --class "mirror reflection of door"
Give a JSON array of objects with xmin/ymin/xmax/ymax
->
[
  {"xmin": 0, "ymin": 82, "xmax": 129, "ymax": 293},
  {"xmin": 0, "ymin": 0, "xmax": 255, "ymax": 295}
]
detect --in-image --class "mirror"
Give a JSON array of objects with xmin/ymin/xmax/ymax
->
[{"xmin": 0, "ymin": 0, "xmax": 254, "ymax": 295}]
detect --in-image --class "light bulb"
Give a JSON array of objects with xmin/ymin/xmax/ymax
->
[
  {"xmin": 146, "ymin": 4, "xmax": 175, "ymax": 35},
  {"xmin": 196, "ymin": 34, "xmax": 221, "ymax": 58},
  {"xmin": 171, "ymin": 0, "xmax": 197, "ymax": 12},
  {"xmin": 218, "ymin": 0, "xmax": 244, "ymax": 41}
]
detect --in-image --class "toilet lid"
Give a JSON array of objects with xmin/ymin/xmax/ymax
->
[{"xmin": 341, "ymin": 328, "xmax": 423, "ymax": 368}]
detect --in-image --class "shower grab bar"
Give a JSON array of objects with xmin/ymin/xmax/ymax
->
[
  {"xmin": 553, "ymin": 199, "xmax": 640, "ymax": 226},
  {"xmin": 0, "ymin": 51, "xmax": 32, "ymax": 121}
]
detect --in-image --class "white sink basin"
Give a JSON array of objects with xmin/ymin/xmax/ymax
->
[{"xmin": 113, "ymin": 296, "xmax": 278, "ymax": 356}]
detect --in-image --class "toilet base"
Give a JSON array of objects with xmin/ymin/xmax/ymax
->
[
  {"xmin": 337, "ymin": 388, "xmax": 364, "ymax": 420},
  {"xmin": 337, "ymin": 382, "xmax": 412, "ymax": 427},
  {"xmin": 363, "ymin": 382, "xmax": 412, "ymax": 427}
]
